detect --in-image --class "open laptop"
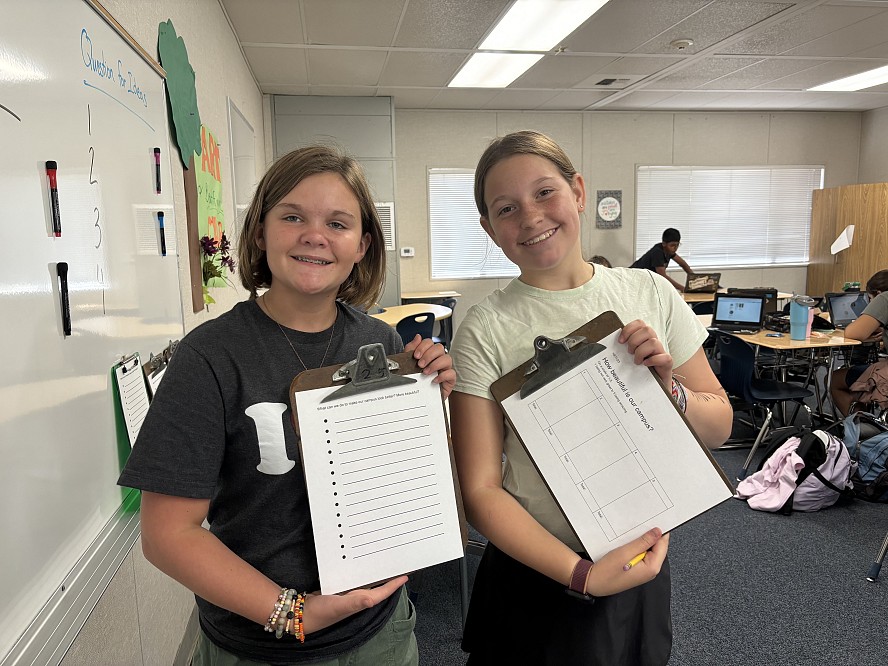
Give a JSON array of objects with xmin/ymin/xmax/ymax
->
[
  {"xmin": 685, "ymin": 272, "xmax": 721, "ymax": 293},
  {"xmin": 727, "ymin": 287, "xmax": 779, "ymax": 314},
  {"xmin": 710, "ymin": 293, "xmax": 767, "ymax": 333},
  {"xmin": 825, "ymin": 291, "xmax": 870, "ymax": 329}
]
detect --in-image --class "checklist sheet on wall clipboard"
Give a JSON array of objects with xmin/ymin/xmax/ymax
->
[{"xmin": 492, "ymin": 312, "xmax": 734, "ymax": 561}]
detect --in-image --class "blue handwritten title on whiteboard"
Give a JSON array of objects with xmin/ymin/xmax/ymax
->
[{"xmin": 81, "ymin": 28, "xmax": 148, "ymax": 108}]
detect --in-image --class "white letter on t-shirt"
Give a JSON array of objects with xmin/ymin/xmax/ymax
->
[{"xmin": 245, "ymin": 402, "xmax": 295, "ymax": 474}]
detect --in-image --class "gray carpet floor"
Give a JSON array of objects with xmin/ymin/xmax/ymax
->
[{"xmin": 410, "ymin": 446, "xmax": 888, "ymax": 665}]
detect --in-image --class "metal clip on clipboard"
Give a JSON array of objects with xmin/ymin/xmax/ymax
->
[
  {"xmin": 520, "ymin": 335, "xmax": 606, "ymax": 398},
  {"xmin": 322, "ymin": 343, "xmax": 416, "ymax": 403}
]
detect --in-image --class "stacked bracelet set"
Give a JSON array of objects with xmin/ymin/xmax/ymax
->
[
  {"xmin": 264, "ymin": 588, "xmax": 305, "ymax": 641},
  {"xmin": 671, "ymin": 376, "xmax": 688, "ymax": 413}
]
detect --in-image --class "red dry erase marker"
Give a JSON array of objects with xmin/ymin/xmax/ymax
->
[
  {"xmin": 46, "ymin": 160, "xmax": 61, "ymax": 237},
  {"xmin": 154, "ymin": 147, "xmax": 161, "ymax": 194}
]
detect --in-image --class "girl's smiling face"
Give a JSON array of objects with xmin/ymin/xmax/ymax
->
[
  {"xmin": 481, "ymin": 153, "xmax": 586, "ymax": 283},
  {"xmin": 258, "ymin": 172, "xmax": 370, "ymax": 301}
]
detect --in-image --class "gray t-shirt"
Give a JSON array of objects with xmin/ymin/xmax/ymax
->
[
  {"xmin": 862, "ymin": 290, "xmax": 888, "ymax": 349},
  {"xmin": 119, "ymin": 299, "xmax": 403, "ymax": 663}
]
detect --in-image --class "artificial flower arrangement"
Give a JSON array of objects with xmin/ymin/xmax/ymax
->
[{"xmin": 199, "ymin": 233, "xmax": 235, "ymax": 305}]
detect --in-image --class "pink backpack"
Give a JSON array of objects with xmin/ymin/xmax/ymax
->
[{"xmin": 736, "ymin": 430, "xmax": 854, "ymax": 513}]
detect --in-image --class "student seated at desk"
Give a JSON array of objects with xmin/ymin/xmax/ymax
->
[
  {"xmin": 830, "ymin": 270, "xmax": 888, "ymax": 416},
  {"xmin": 630, "ymin": 228, "xmax": 694, "ymax": 291}
]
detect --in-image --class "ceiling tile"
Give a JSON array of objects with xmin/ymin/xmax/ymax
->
[
  {"xmin": 242, "ymin": 46, "xmax": 308, "ymax": 85},
  {"xmin": 482, "ymin": 89, "xmax": 562, "ymax": 110},
  {"xmin": 430, "ymin": 88, "xmax": 501, "ymax": 109},
  {"xmin": 565, "ymin": 0, "xmax": 713, "ymax": 54},
  {"xmin": 512, "ymin": 55, "xmax": 619, "ymax": 89},
  {"xmin": 306, "ymin": 49, "xmax": 387, "ymax": 86},
  {"xmin": 634, "ymin": 1, "xmax": 792, "ymax": 54},
  {"xmin": 767, "ymin": 60, "xmax": 888, "ymax": 90},
  {"xmin": 573, "ymin": 56, "xmax": 683, "ymax": 87},
  {"xmin": 537, "ymin": 90, "xmax": 615, "ymax": 110},
  {"xmin": 302, "ymin": 0, "xmax": 403, "ymax": 47},
  {"xmin": 699, "ymin": 57, "xmax": 828, "ymax": 90},
  {"xmin": 262, "ymin": 84, "xmax": 311, "ymax": 95},
  {"xmin": 602, "ymin": 90, "xmax": 684, "ymax": 110},
  {"xmin": 783, "ymin": 9, "xmax": 888, "ymax": 57},
  {"xmin": 656, "ymin": 57, "xmax": 764, "ymax": 88},
  {"xmin": 379, "ymin": 52, "xmax": 466, "ymax": 87},
  {"xmin": 395, "ymin": 0, "xmax": 510, "ymax": 49},
  {"xmin": 723, "ymin": 4, "xmax": 882, "ymax": 56},
  {"xmin": 222, "ymin": 0, "xmax": 305, "ymax": 44}
]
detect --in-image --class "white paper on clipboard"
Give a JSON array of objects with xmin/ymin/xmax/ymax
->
[{"xmin": 114, "ymin": 354, "xmax": 150, "ymax": 447}]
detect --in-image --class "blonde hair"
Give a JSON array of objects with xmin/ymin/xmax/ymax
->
[
  {"xmin": 237, "ymin": 145, "xmax": 386, "ymax": 309},
  {"xmin": 474, "ymin": 130, "xmax": 578, "ymax": 218}
]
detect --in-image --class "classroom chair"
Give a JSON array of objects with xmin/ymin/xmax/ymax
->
[
  {"xmin": 432, "ymin": 297, "xmax": 458, "ymax": 350},
  {"xmin": 458, "ymin": 538, "xmax": 487, "ymax": 629},
  {"xmin": 396, "ymin": 312, "xmax": 435, "ymax": 347},
  {"xmin": 715, "ymin": 332, "xmax": 813, "ymax": 480}
]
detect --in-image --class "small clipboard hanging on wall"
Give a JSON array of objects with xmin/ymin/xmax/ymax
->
[
  {"xmin": 113, "ymin": 353, "xmax": 150, "ymax": 448},
  {"xmin": 289, "ymin": 343, "xmax": 466, "ymax": 595},
  {"xmin": 490, "ymin": 311, "xmax": 733, "ymax": 562}
]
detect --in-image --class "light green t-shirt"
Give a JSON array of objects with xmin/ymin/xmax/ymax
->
[{"xmin": 450, "ymin": 265, "xmax": 708, "ymax": 550}]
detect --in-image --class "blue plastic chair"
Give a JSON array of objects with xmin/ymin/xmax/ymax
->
[
  {"xmin": 715, "ymin": 332, "xmax": 813, "ymax": 480},
  {"xmin": 396, "ymin": 312, "xmax": 435, "ymax": 346},
  {"xmin": 433, "ymin": 298, "xmax": 457, "ymax": 350}
]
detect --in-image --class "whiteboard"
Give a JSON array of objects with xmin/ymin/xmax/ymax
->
[{"xmin": 0, "ymin": 1, "xmax": 184, "ymax": 662}]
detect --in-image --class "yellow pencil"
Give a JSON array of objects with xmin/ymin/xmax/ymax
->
[{"xmin": 622, "ymin": 552, "xmax": 647, "ymax": 571}]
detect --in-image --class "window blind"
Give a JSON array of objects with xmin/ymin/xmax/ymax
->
[
  {"xmin": 635, "ymin": 166, "xmax": 824, "ymax": 268},
  {"xmin": 428, "ymin": 168, "xmax": 519, "ymax": 279}
]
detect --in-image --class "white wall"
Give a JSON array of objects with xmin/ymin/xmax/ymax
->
[
  {"xmin": 395, "ymin": 110, "xmax": 862, "ymax": 329},
  {"xmin": 58, "ymin": 1, "xmax": 265, "ymax": 663},
  {"xmin": 859, "ymin": 106, "xmax": 888, "ymax": 185}
]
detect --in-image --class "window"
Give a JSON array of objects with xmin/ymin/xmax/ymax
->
[
  {"xmin": 428, "ymin": 168, "xmax": 519, "ymax": 279},
  {"xmin": 635, "ymin": 166, "xmax": 824, "ymax": 268}
]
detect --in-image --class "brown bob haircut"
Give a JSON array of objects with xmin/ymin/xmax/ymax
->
[
  {"xmin": 237, "ymin": 145, "xmax": 387, "ymax": 310},
  {"xmin": 473, "ymin": 130, "xmax": 578, "ymax": 218},
  {"xmin": 866, "ymin": 269, "xmax": 888, "ymax": 296}
]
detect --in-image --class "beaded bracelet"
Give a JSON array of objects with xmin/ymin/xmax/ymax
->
[
  {"xmin": 263, "ymin": 588, "xmax": 306, "ymax": 641},
  {"xmin": 671, "ymin": 376, "xmax": 688, "ymax": 413}
]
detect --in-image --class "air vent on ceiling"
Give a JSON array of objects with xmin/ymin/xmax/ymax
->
[
  {"xmin": 586, "ymin": 74, "xmax": 646, "ymax": 89},
  {"xmin": 374, "ymin": 202, "xmax": 396, "ymax": 251}
]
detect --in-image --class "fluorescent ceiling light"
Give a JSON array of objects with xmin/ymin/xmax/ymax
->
[
  {"xmin": 808, "ymin": 64, "xmax": 888, "ymax": 92},
  {"xmin": 449, "ymin": 53, "xmax": 544, "ymax": 88},
  {"xmin": 449, "ymin": 0, "xmax": 610, "ymax": 88}
]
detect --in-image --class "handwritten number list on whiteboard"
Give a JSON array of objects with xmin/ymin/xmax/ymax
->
[{"xmin": 0, "ymin": 2, "xmax": 184, "ymax": 662}]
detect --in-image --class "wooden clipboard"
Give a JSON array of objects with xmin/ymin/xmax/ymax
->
[
  {"xmin": 289, "ymin": 343, "xmax": 467, "ymax": 594},
  {"xmin": 490, "ymin": 311, "xmax": 733, "ymax": 559}
]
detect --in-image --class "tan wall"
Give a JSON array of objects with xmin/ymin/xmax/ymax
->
[{"xmin": 395, "ymin": 110, "xmax": 862, "ymax": 329}]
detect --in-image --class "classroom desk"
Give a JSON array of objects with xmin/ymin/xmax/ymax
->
[
  {"xmin": 699, "ymin": 313, "xmax": 862, "ymax": 420},
  {"xmin": 370, "ymin": 303, "xmax": 453, "ymax": 327},
  {"xmin": 684, "ymin": 290, "xmax": 793, "ymax": 303},
  {"xmin": 400, "ymin": 290, "xmax": 461, "ymax": 304}
]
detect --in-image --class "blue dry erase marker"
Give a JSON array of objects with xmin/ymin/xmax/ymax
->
[{"xmin": 157, "ymin": 211, "xmax": 166, "ymax": 256}]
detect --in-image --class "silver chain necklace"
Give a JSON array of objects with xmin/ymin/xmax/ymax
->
[{"xmin": 262, "ymin": 295, "xmax": 336, "ymax": 372}]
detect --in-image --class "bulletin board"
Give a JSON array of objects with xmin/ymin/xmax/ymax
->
[{"xmin": 0, "ymin": 1, "xmax": 184, "ymax": 662}]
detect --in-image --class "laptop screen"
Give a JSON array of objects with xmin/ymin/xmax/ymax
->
[
  {"xmin": 826, "ymin": 292, "xmax": 870, "ymax": 328},
  {"xmin": 712, "ymin": 293, "xmax": 766, "ymax": 329},
  {"xmin": 727, "ymin": 288, "xmax": 779, "ymax": 313},
  {"xmin": 685, "ymin": 273, "xmax": 721, "ymax": 293}
]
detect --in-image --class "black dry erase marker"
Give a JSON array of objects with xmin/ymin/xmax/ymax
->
[
  {"xmin": 46, "ymin": 160, "xmax": 61, "ymax": 237},
  {"xmin": 57, "ymin": 262, "xmax": 71, "ymax": 336},
  {"xmin": 153, "ymin": 147, "xmax": 161, "ymax": 193},
  {"xmin": 157, "ymin": 211, "xmax": 166, "ymax": 256}
]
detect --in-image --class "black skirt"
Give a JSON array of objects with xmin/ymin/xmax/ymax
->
[{"xmin": 462, "ymin": 543, "xmax": 672, "ymax": 666}]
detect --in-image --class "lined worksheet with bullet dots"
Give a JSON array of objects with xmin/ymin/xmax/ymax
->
[{"xmin": 294, "ymin": 373, "xmax": 463, "ymax": 594}]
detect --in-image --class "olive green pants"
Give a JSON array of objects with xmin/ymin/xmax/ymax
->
[{"xmin": 192, "ymin": 589, "xmax": 417, "ymax": 666}]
